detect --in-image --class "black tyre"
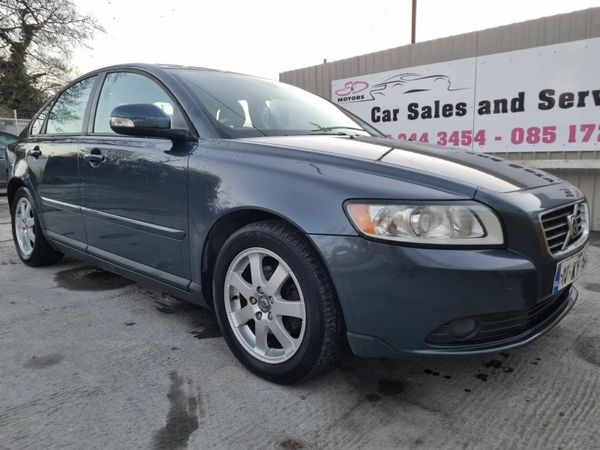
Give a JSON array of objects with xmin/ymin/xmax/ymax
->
[
  {"xmin": 213, "ymin": 220, "xmax": 344, "ymax": 384},
  {"xmin": 11, "ymin": 187, "xmax": 63, "ymax": 266}
]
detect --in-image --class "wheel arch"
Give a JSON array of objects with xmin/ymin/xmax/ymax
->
[{"xmin": 200, "ymin": 207, "xmax": 338, "ymax": 309}]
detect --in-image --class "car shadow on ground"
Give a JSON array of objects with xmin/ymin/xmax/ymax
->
[{"xmin": 51, "ymin": 257, "xmax": 223, "ymax": 341}]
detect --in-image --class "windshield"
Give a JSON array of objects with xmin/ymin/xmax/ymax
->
[{"xmin": 170, "ymin": 69, "xmax": 382, "ymax": 138}]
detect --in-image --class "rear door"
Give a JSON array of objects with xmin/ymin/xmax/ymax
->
[
  {"xmin": 79, "ymin": 71, "xmax": 194, "ymax": 289},
  {"xmin": 29, "ymin": 76, "xmax": 98, "ymax": 249}
]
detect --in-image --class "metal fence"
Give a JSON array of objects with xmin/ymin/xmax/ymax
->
[
  {"xmin": 280, "ymin": 8, "xmax": 600, "ymax": 231},
  {"xmin": 0, "ymin": 117, "xmax": 29, "ymax": 136}
]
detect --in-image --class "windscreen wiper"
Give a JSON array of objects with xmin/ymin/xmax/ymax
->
[
  {"xmin": 309, "ymin": 123, "xmax": 367, "ymax": 135},
  {"xmin": 313, "ymin": 126, "xmax": 366, "ymax": 132},
  {"xmin": 308, "ymin": 130, "xmax": 350, "ymax": 136}
]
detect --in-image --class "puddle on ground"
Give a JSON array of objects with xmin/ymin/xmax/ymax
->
[
  {"xmin": 584, "ymin": 283, "xmax": 600, "ymax": 293},
  {"xmin": 55, "ymin": 266, "xmax": 133, "ymax": 291},
  {"xmin": 377, "ymin": 378, "xmax": 405, "ymax": 396},
  {"xmin": 152, "ymin": 371, "xmax": 202, "ymax": 449},
  {"xmin": 23, "ymin": 353, "xmax": 65, "ymax": 369},
  {"xmin": 154, "ymin": 300, "xmax": 199, "ymax": 315},
  {"xmin": 483, "ymin": 358, "xmax": 514, "ymax": 373},
  {"xmin": 364, "ymin": 393, "xmax": 381, "ymax": 402},
  {"xmin": 190, "ymin": 328, "xmax": 221, "ymax": 340},
  {"xmin": 0, "ymin": 260, "xmax": 18, "ymax": 265},
  {"xmin": 280, "ymin": 439, "xmax": 304, "ymax": 449},
  {"xmin": 148, "ymin": 291, "xmax": 221, "ymax": 339},
  {"xmin": 475, "ymin": 373, "xmax": 489, "ymax": 382},
  {"xmin": 575, "ymin": 336, "xmax": 600, "ymax": 366}
]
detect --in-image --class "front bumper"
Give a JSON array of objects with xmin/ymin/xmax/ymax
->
[{"xmin": 310, "ymin": 235, "xmax": 578, "ymax": 358}]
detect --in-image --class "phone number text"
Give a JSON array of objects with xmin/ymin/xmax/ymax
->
[{"xmin": 388, "ymin": 124, "xmax": 600, "ymax": 146}]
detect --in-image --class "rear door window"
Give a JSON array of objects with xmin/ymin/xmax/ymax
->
[{"xmin": 46, "ymin": 76, "xmax": 97, "ymax": 134}]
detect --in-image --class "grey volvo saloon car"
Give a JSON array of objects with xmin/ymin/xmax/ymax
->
[{"xmin": 5, "ymin": 64, "xmax": 589, "ymax": 383}]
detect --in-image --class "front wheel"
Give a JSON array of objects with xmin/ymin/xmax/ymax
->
[
  {"xmin": 11, "ymin": 187, "xmax": 63, "ymax": 266},
  {"xmin": 213, "ymin": 221, "xmax": 344, "ymax": 384}
]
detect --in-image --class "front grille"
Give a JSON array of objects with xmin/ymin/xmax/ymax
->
[
  {"xmin": 540, "ymin": 201, "xmax": 589, "ymax": 256},
  {"xmin": 426, "ymin": 288, "xmax": 571, "ymax": 346}
]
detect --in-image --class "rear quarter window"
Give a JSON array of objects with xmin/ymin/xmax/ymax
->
[
  {"xmin": 46, "ymin": 76, "xmax": 97, "ymax": 134},
  {"xmin": 30, "ymin": 104, "xmax": 51, "ymax": 135}
]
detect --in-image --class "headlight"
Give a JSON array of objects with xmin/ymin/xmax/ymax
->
[{"xmin": 345, "ymin": 201, "xmax": 504, "ymax": 245}]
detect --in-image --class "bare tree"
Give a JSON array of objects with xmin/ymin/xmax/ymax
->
[{"xmin": 0, "ymin": 0, "xmax": 103, "ymax": 117}]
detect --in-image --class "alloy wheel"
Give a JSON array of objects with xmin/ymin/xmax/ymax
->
[
  {"xmin": 224, "ymin": 247, "xmax": 307, "ymax": 364},
  {"xmin": 15, "ymin": 197, "xmax": 36, "ymax": 257}
]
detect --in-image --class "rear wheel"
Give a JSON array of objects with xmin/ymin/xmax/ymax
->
[
  {"xmin": 11, "ymin": 187, "xmax": 63, "ymax": 266},
  {"xmin": 213, "ymin": 221, "xmax": 343, "ymax": 384}
]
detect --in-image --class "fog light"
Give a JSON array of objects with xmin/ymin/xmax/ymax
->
[{"xmin": 450, "ymin": 318, "xmax": 479, "ymax": 340}]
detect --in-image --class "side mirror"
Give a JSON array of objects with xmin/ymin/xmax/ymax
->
[{"xmin": 109, "ymin": 103, "xmax": 194, "ymax": 141}]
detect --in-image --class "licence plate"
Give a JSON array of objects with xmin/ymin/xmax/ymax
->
[{"xmin": 552, "ymin": 247, "xmax": 588, "ymax": 294}]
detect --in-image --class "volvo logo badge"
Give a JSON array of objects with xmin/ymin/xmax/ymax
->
[
  {"xmin": 257, "ymin": 296, "xmax": 271, "ymax": 313},
  {"xmin": 562, "ymin": 204, "xmax": 579, "ymax": 250}
]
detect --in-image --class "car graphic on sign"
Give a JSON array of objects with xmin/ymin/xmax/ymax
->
[
  {"xmin": 338, "ymin": 73, "xmax": 471, "ymax": 102},
  {"xmin": 370, "ymin": 73, "xmax": 470, "ymax": 96}
]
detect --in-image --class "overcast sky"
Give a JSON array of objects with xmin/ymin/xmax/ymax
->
[{"xmin": 72, "ymin": 0, "xmax": 599, "ymax": 80}]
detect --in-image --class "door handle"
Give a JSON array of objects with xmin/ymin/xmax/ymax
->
[
  {"xmin": 84, "ymin": 148, "xmax": 105, "ymax": 166},
  {"xmin": 28, "ymin": 146, "xmax": 42, "ymax": 158}
]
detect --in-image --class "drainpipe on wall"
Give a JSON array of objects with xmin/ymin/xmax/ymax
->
[{"xmin": 411, "ymin": 0, "xmax": 417, "ymax": 44}]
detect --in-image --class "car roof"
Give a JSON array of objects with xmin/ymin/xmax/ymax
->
[
  {"xmin": 54, "ymin": 63, "xmax": 234, "ymax": 98},
  {"xmin": 96, "ymin": 62, "xmax": 219, "ymax": 71},
  {"xmin": 61, "ymin": 63, "xmax": 275, "ymax": 99},
  {"xmin": 77, "ymin": 63, "xmax": 254, "ymax": 80}
]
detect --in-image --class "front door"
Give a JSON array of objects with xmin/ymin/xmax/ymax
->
[{"xmin": 79, "ymin": 71, "xmax": 195, "ymax": 289}]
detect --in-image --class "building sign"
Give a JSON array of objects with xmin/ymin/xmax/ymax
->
[{"xmin": 332, "ymin": 38, "xmax": 600, "ymax": 152}]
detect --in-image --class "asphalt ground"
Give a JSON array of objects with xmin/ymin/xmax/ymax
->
[{"xmin": 0, "ymin": 196, "xmax": 599, "ymax": 450}]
